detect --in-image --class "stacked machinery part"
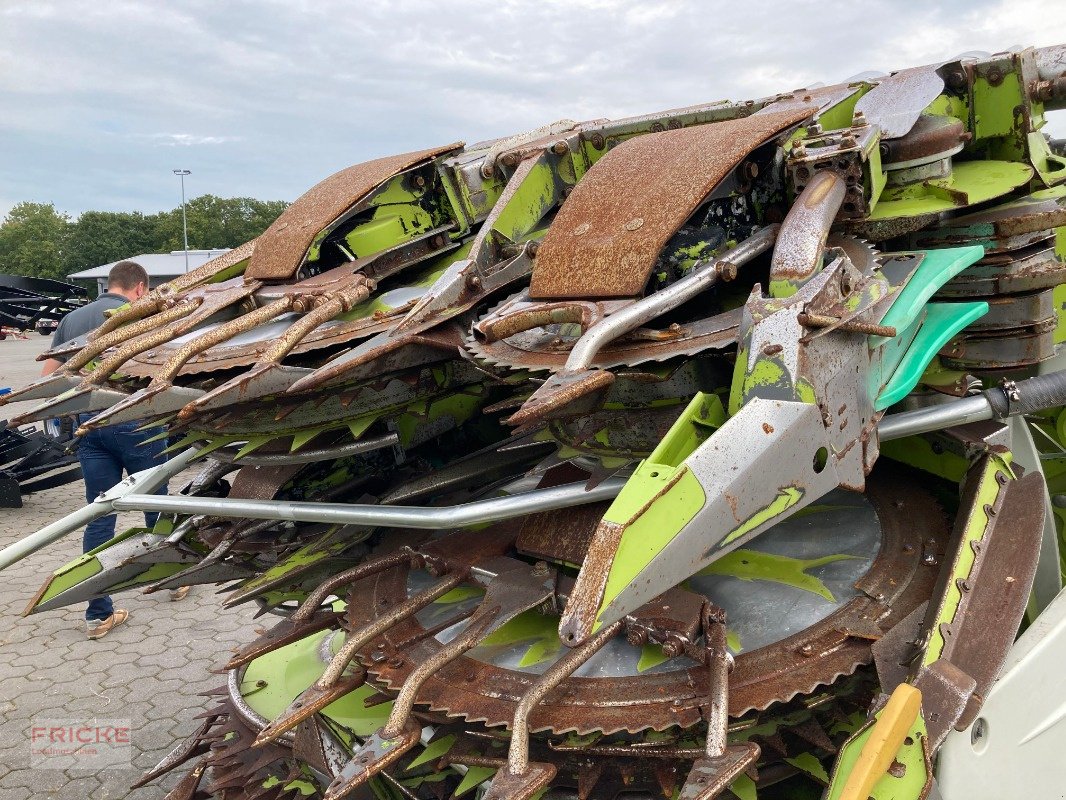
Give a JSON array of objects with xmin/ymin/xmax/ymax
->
[{"xmin": 4, "ymin": 43, "xmax": 1066, "ymax": 800}]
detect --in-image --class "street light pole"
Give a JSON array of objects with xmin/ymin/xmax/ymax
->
[{"xmin": 173, "ymin": 169, "xmax": 191, "ymax": 272}]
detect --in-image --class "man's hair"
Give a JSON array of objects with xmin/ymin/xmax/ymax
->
[{"xmin": 108, "ymin": 260, "xmax": 149, "ymax": 291}]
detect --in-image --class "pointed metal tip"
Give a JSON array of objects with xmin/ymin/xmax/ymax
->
[
  {"xmin": 505, "ymin": 369, "xmax": 615, "ymax": 427},
  {"xmin": 284, "ymin": 373, "xmax": 320, "ymax": 395}
]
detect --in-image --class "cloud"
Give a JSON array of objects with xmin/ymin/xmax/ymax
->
[
  {"xmin": 0, "ymin": 0, "xmax": 1063, "ymax": 215},
  {"xmin": 146, "ymin": 133, "xmax": 243, "ymax": 147}
]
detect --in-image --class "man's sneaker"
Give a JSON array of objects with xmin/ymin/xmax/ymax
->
[
  {"xmin": 170, "ymin": 586, "xmax": 190, "ymax": 602},
  {"xmin": 86, "ymin": 609, "xmax": 129, "ymax": 640}
]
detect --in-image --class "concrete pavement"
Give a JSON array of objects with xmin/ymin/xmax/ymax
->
[{"xmin": 0, "ymin": 335, "xmax": 261, "ymax": 798}]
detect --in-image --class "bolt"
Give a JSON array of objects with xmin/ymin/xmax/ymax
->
[
  {"xmin": 839, "ymin": 133, "xmax": 858, "ymax": 149},
  {"xmin": 717, "ymin": 261, "xmax": 738, "ymax": 281},
  {"xmin": 465, "ymin": 273, "xmax": 482, "ymax": 291},
  {"xmin": 740, "ymin": 160, "xmax": 759, "ymax": 181},
  {"xmin": 808, "ymin": 122, "xmax": 823, "ymax": 136},
  {"xmin": 662, "ymin": 637, "xmax": 685, "ymax": 658},
  {"xmin": 413, "ymin": 175, "xmax": 426, "ymax": 188},
  {"xmin": 852, "ymin": 110, "xmax": 868, "ymax": 127},
  {"xmin": 500, "ymin": 152, "xmax": 519, "ymax": 168},
  {"xmin": 532, "ymin": 560, "xmax": 550, "ymax": 577},
  {"xmin": 799, "ymin": 644, "xmax": 814, "ymax": 657},
  {"xmin": 589, "ymin": 132, "xmax": 606, "ymax": 150},
  {"xmin": 627, "ymin": 628, "xmax": 648, "ymax": 647},
  {"xmin": 552, "ymin": 141, "xmax": 569, "ymax": 155}
]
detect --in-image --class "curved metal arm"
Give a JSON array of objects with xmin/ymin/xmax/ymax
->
[{"xmin": 564, "ymin": 226, "xmax": 779, "ymax": 371}]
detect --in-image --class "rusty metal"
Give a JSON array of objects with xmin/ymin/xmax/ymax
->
[
  {"xmin": 529, "ymin": 109, "xmax": 810, "ymax": 299},
  {"xmin": 355, "ymin": 470, "xmax": 946, "ymax": 736},
  {"xmin": 505, "ymin": 621, "xmax": 625, "ymax": 774},
  {"xmin": 60, "ymin": 300, "xmax": 200, "ymax": 373},
  {"xmin": 246, "ymin": 143, "xmax": 461, "ymax": 281},
  {"xmin": 477, "ymin": 301, "xmax": 607, "ymax": 343},
  {"xmin": 755, "ymin": 83, "xmax": 863, "ymax": 118},
  {"xmin": 798, "ymin": 312, "xmax": 897, "ymax": 336},
  {"xmin": 917, "ymin": 190, "xmax": 1066, "ymax": 254},
  {"xmin": 290, "ymin": 550, "xmax": 412, "ymax": 623},
  {"xmin": 678, "ymin": 605, "xmax": 762, "ymax": 800},
  {"xmin": 937, "ymin": 244, "xmax": 1066, "ymax": 296},
  {"xmin": 466, "ymin": 306, "xmax": 742, "ymax": 372},
  {"xmin": 82, "ymin": 278, "xmax": 260, "ymax": 384},
  {"xmin": 89, "ymin": 239, "xmax": 257, "ymax": 340},
  {"xmin": 284, "ymin": 321, "xmax": 465, "ymax": 395},
  {"xmin": 223, "ymin": 609, "xmax": 346, "ymax": 670},
  {"xmin": 881, "ymin": 115, "xmax": 967, "ymax": 166},
  {"xmin": 965, "ymin": 289, "xmax": 1055, "ymax": 331},
  {"xmin": 380, "ymin": 561, "xmax": 556, "ymax": 739},
  {"xmin": 161, "ymin": 297, "xmax": 298, "ymax": 384},
  {"xmin": 562, "ymin": 228, "xmax": 776, "ymax": 371},
  {"xmin": 933, "ymin": 470, "xmax": 1045, "ymax": 731},
  {"xmin": 941, "ymin": 325, "xmax": 1056, "ymax": 370},
  {"xmin": 770, "ymin": 172, "xmax": 847, "ymax": 287},
  {"xmin": 174, "ymin": 279, "xmax": 374, "ymax": 418},
  {"xmin": 252, "ymin": 572, "xmax": 466, "ymax": 744}
]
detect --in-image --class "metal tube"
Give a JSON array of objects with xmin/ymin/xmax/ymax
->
[
  {"xmin": 113, "ymin": 477, "xmax": 626, "ymax": 529},
  {"xmin": 769, "ymin": 172, "xmax": 846, "ymax": 290},
  {"xmin": 877, "ymin": 395, "xmax": 992, "ymax": 441},
  {"xmin": 0, "ymin": 446, "xmax": 199, "ymax": 571},
  {"xmin": 564, "ymin": 226, "xmax": 778, "ymax": 371}
]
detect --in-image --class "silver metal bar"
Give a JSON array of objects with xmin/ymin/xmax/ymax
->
[
  {"xmin": 204, "ymin": 433, "xmax": 400, "ymax": 465},
  {"xmin": 112, "ymin": 477, "xmax": 627, "ymax": 529},
  {"xmin": 564, "ymin": 226, "xmax": 778, "ymax": 371},
  {"xmin": 769, "ymin": 171, "xmax": 846, "ymax": 288},
  {"xmin": 878, "ymin": 395, "xmax": 993, "ymax": 441},
  {"xmin": 0, "ymin": 446, "xmax": 200, "ymax": 572}
]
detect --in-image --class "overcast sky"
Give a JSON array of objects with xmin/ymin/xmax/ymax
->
[{"xmin": 1, "ymin": 0, "xmax": 1064, "ymax": 220}]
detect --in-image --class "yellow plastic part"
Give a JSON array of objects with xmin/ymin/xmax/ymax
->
[{"xmin": 837, "ymin": 684, "xmax": 923, "ymax": 800}]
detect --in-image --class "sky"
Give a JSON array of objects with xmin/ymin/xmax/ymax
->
[{"xmin": 1, "ymin": 0, "xmax": 1064, "ymax": 220}]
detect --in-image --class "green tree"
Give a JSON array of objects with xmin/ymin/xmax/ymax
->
[
  {"xmin": 0, "ymin": 202, "xmax": 71, "ymax": 280},
  {"xmin": 151, "ymin": 195, "xmax": 288, "ymax": 251},
  {"xmin": 64, "ymin": 210, "xmax": 157, "ymax": 274}
]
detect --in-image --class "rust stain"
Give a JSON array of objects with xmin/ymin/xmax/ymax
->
[
  {"xmin": 529, "ymin": 109, "xmax": 810, "ymax": 300},
  {"xmin": 247, "ymin": 142, "xmax": 462, "ymax": 281}
]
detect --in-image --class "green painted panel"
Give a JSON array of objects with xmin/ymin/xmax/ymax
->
[{"xmin": 867, "ymin": 160, "xmax": 1033, "ymax": 221}]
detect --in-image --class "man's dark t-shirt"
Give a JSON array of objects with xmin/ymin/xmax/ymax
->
[{"xmin": 50, "ymin": 292, "xmax": 128, "ymax": 361}]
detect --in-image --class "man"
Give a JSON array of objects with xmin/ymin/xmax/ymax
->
[{"xmin": 42, "ymin": 261, "xmax": 189, "ymax": 640}]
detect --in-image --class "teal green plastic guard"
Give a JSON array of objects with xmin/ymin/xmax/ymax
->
[
  {"xmin": 875, "ymin": 245, "xmax": 986, "ymax": 339},
  {"xmin": 875, "ymin": 301, "xmax": 989, "ymax": 410}
]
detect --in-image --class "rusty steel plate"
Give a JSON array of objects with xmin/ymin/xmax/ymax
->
[
  {"xmin": 355, "ymin": 468, "xmax": 945, "ymax": 735},
  {"xmin": 246, "ymin": 142, "xmax": 462, "ymax": 281},
  {"xmin": 528, "ymin": 109, "xmax": 811, "ymax": 300}
]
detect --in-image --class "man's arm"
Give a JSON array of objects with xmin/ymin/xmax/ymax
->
[{"xmin": 40, "ymin": 358, "xmax": 62, "ymax": 376}]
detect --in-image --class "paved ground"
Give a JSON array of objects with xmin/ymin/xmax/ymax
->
[{"xmin": 0, "ymin": 335, "xmax": 261, "ymax": 798}]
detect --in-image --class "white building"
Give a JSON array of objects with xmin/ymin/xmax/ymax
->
[{"xmin": 69, "ymin": 249, "xmax": 230, "ymax": 294}]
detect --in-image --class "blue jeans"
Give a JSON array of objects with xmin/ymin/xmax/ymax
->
[{"xmin": 79, "ymin": 419, "xmax": 168, "ymax": 621}]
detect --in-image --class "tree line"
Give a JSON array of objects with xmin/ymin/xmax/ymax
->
[{"xmin": 0, "ymin": 196, "xmax": 289, "ymax": 285}]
